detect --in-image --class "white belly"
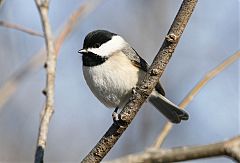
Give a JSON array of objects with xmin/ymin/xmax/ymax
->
[{"xmin": 83, "ymin": 52, "xmax": 144, "ymax": 108}]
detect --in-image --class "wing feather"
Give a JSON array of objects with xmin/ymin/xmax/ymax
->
[
  {"xmin": 122, "ymin": 47, "xmax": 165, "ymax": 95},
  {"xmin": 122, "ymin": 47, "xmax": 148, "ymax": 71}
]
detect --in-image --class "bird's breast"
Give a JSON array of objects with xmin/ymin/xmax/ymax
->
[{"xmin": 83, "ymin": 52, "xmax": 143, "ymax": 108}]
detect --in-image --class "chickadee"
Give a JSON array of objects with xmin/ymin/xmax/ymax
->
[{"xmin": 78, "ymin": 30, "xmax": 189, "ymax": 123}]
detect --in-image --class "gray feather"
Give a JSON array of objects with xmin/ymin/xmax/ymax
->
[
  {"xmin": 122, "ymin": 47, "xmax": 165, "ymax": 95},
  {"xmin": 122, "ymin": 46, "xmax": 148, "ymax": 72},
  {"xmin": 149, "ymin": 91, "xmax": 189, "ymax": 123}
]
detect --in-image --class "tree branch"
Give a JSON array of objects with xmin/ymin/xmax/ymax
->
[
  {"xmin": 0, "ymin": 0, "xmax": 102, "ymax": 111},
  {"xmin": 81, "ymin": 0, "xmax": 198, "ymax": 162},
  {"xmin": 34, "ymin": 0, "xmax": 56, "ymax": 163},
  {"xmin": 0, "ymin": 20, "xmax": 43, "ymax": 37},
  {"xmin": 108, "ymin": 136, "xmax": 240, "ymax": 163},
  {"xmin": 152, "ymin": 50, "xmax": 240, "ymax": 148}
]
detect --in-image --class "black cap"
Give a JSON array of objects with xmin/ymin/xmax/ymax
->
[{"xmin": 83, "ymin": 30, "xmax": 117, "ymax": 49}]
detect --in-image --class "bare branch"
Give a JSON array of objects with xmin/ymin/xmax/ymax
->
[
  {"xmin": 108, "ymin": 136, "xmax": 240, "ymax": 163},
  {"xmin": 225, "ymin": 136, "xmax": 240, "ymax": 161},
  {"xmin": 0, "ymin": 0, "xmax": 102, "ymax": 111},
  {"xmin": 0, "ymin": 20, "xmax": 43, "ymax": 37},
  {"xmin": 34, "ymin": 0, "xmax": 56, "ymax": 163},
  {"xmin": 82, "ymin": 0, "xmax": 198, "ymax": 162},
  {"xmin": 153, "ymin": 50, "xmax": 240, "ymax": 148}
]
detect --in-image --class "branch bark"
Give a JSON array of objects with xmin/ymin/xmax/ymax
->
[
  {"xmin": 108, "ymin": 136, "xmax": 240, "ymax": 163},
  {"xmin": 82, "ymin": 0, "xmax": 198, "ymax": 162},
  {"xmin": 0, "ymin": 20, "xmax": 43, "ymax": 37},
  {"xmin": 34, "ymin": 0, "xmax": 56, "ymax": 163},
  {"xmin": 0, "ymin": 0, "xmax": 102, "ymax": 111},
  {"xmin": 152, "ymin": 50, "xmax": 240, "ymax": 148}
]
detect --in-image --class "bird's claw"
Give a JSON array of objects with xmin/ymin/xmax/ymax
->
[{"xmin": 112, "ymin": 112, "xmax": 126, "ymax": 127}]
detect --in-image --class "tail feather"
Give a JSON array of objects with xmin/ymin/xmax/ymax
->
[{"xmin": 149, "ymin": 91, "xmax": 189, "ymax": 123}]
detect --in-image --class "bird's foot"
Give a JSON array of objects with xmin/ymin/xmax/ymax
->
[
  {"xmin": 112, "ymin": 111, "xmax": 120, "ymax": 121},
  {"xmin": 112, "ymin": 108, "xmax": 126, "ymax": 127}
]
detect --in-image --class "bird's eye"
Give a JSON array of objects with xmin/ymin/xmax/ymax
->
[{"xmin": 95, "ymin": 43, "xmax": 101, "ymax": 48}]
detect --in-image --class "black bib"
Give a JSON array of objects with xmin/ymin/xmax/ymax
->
[{"xmin": 82, "ymin": 52, "xmax": 108, "ymax": 67}]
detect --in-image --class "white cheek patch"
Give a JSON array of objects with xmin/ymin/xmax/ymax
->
[{"xmin": 87, "ymin": 35, "xmax": 127, "ymax": 57}]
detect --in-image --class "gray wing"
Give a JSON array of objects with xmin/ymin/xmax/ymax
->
[
  {"xmin": 122, "ymin": 46, "xmax": 165, "ymax": 96},
  {"xmin": 122, "ymin": 47, "xmax": 148, "ymax": 72}
]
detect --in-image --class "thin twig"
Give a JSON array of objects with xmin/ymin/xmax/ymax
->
[
  {"xmin": 82, "ymin": 0, "xmax": 198, "ymax": 162},
  {"xmin": 107, "ymin": 136, "xmax": 240, "ymax": 163},
  {"xmin": 153, "ymin": 51, "xmax": 240, "ymax": 148},
  {"xmin": 0, "ymin": 20, "xmax": 43, "ymax": 37},
  {"xmin": 0, "ymin": 0, "xmax": 102, "ymax": 111},
  {"xmin": 34, "ymin": 0, "xmax": 56, "ymax": 163}
]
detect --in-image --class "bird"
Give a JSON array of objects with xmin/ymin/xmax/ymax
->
[{"xmin": 78, "ymin": 30, "xmax": 189, "ymax": 124}]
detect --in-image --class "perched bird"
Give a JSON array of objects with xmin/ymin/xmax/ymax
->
[{"xmin": 78, "ymin": 30, "xmax": 189, "ymax": 123}]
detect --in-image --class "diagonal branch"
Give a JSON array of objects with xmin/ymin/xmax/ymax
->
[
  {"xmin": 82, "ymin": 0, "xmax": 198, "ymax": 162},
  {"xmin": 0, "ymin": 0, "xmax": 102, "ymax": 111},
  {"xmin": 108, "ymin": 136, "xmax": 240, "ymax": 163},
  {"xmin": 34, "ymin": 0, "xmax": 56, "ymax": 163},
  {"xmin": 153, "ymin": 50, "xmax": 240, "ymax": 148},
  {"xmin": 0, "ymin": 20, "xmax": 43, "ymax": 37}
]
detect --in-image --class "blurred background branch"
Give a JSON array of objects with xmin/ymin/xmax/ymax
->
[
  {"xmin": 153, "ymin": 50, "xmax": 240, "ymax": 148},
  {"xmin": 0, "ymin": 0, "xmax": 102, "ymax": 112},
  {"xmin": 0, "ymin": 20, "xmax": 43, "ymax": 37},
  {"xmin": 82, "ymin": 0, "xmax": 198, "ymax": 162},
  {"xmin": 0, "ymin": 0, "xmax": 4, "ymax": 7},
  {"xmin": 33, "ymin": 0, "xmax": 103, "ymax": 162},
  {"xmin": 108, "ymin": 136, "xmax": 240, "ymax": 163},
  {"xmin": 34, "ymin": 0, "xmax": 56, "ymax": 162}
]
